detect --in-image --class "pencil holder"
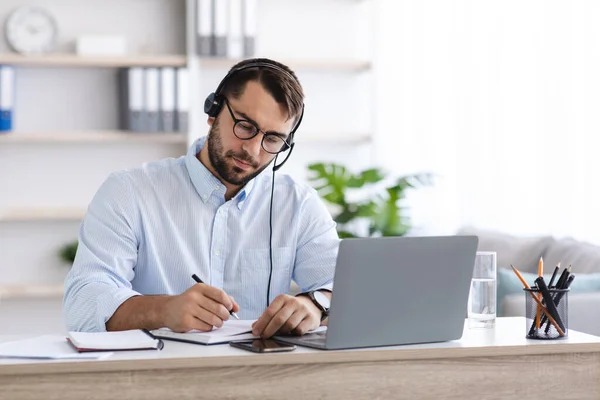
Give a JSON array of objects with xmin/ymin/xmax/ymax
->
[{"xmin": 524, "ymin": 287, "xmax": 569, "ymax": 340}]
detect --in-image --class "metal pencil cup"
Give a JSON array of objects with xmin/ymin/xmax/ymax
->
[{"xmin": 524, "ymin": 287, "xmax": 569, "ymax": 340}]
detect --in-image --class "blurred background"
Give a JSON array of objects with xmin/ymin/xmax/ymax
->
[{"xmin": 1, "ymin": 0, "xmax": 599, "ymax": 334}]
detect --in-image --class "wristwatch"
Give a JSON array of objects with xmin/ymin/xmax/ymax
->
[{"xmin": 297, "ymin": 290, "xmax": 331, "ymax": 321}]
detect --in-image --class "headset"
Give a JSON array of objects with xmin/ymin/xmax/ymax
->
[{"xmin": 204, "ymin": 59, "xmax": 304, "ymax": 308}]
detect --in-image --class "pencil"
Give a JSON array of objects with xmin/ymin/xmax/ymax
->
[
  {"xmin": 536, "ymin": 257, "xmax": 543, "ymax": 329},
  {"xmin": 510, "ymin": 265, "xmax": 565, "ymax": 336}
]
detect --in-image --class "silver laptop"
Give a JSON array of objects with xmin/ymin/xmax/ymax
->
[{"xmin": 275, "ymin": 235, "xmax": 478, "ymax": 350}]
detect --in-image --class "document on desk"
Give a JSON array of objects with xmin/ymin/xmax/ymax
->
[
  {"xmin": 151, "ymin": 319, "xmax": 258, "ymax": 345},
  {"xmin": 0, "ymin": 335, "xmax": 113, "ymax": 360}
]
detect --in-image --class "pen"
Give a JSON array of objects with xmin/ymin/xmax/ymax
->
[
  {"xmin": 191, "ymin": 274, "xmax": 240, "ymax": 320},
  {"xmin": 544, "ymin": 273, "xmax": 575, "ymax": 333},
  {"xmin": 535, "ymin": 276, "xmax": 565, "ymax": 333},
  {"xmin": 548, "ymin": 263, "xmax": 560, "ymax": 288},
  {"xmin": 535, "ymin": 257, "xmax": 543, "ymax": 329}
]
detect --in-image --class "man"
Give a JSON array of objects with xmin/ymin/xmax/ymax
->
[{"xmin": 63, "ymin": 58, "xmax": 339, "ymax": 338}]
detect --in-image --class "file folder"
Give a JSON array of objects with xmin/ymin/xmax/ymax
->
[
  {"xmin": 242, "ymin": 0, "xmax": 257, "ymax": 57},
  {"xmin": 227, "ymin": 0, "xmax": 244, "ymax": 59},
  {"xmin": 196, "ymin": 0, "xmax": 213, "ymax": 56},
  {"xmin": 175, "ymin": 67, "xmax": 189, "ymax": 133},
  {"xmin": 0, "ymin": 65, "xmax": 15, "ymax": 132},
  {"xmin": 145, "ymin": 67, "xmax": 160, "ymax": 132},
  {"xmin": 213, "ymin": 0, "xmax": 228, "ymax": 57},
  {"xmin": 118, "ymin": 67, "xmax": 146, "ymax": 132},
  {"xmin": 159, "ymin": 67, "xmax": 176, "ymax": 132}
]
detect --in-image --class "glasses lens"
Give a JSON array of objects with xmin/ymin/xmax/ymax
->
[
  {"xmin": 262, "ymin": 135, "xmax": 286, "ymax": 154},
  {"xmin": 234, "ymin": 121, "xmax": 258, "ymax": 139}
]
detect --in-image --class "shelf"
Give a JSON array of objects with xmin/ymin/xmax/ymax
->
[
  {"xmin": 0, "ymin": 284, "xmax": 64, "ymax": 299},
  {"xmin": 0, "ymin": 131, "xmax": 187, "ymax": 144},
  {"xmin": 298, "ymin": 133, "xmax": 372, "ymax": 144},
  {"xmin": 0, "ymin": 53, "xmax": 187, "ymax": 68},
  {"xmin": 0, "ymin": 208, "xmax": 86, "ymax": 222},
  {"xmin": 0, "ymin": 54, "xmax": 371, "ymax": 71},
  {"xmin": 200, "ymin": 58, "xmax": 372, "ymax": 72}
]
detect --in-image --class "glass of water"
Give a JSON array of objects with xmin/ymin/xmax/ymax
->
[{"xmin": 468, "ymin": 251, "xmax": 497, "ymax": 328}]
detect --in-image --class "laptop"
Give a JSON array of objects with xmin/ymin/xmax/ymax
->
[{"xmin": 275, "ymin": 235, "xmax": 478, "ymax": 350}]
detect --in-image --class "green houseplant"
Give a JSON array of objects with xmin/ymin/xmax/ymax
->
[
  {"xmin": 59, "ymin": 240, "xmax": 78, "ymax": 265},
  {"xmin": 307, "ymin": 162, "xmax": 432, "ymax": 238}
]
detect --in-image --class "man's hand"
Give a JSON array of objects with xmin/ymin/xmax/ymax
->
[
  {"xmin": 251, "ymin": 294, "xmax": 321, "ymax": 338},
  {"xmin": 162, "ymin": 284, "xmax": 240, "ymax": 333}
]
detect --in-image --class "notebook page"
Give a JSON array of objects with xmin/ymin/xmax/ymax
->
[{"xmin": 186, "ymin": 319, "xmax": 254, "ymax": 337}]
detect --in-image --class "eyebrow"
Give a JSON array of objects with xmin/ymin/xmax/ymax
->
[{"xmin": 234, "ymin": 108, "xmax": 289, "ymax": 141}]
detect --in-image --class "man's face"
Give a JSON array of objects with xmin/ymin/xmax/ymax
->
[{"xmin": 206, "ymin": 81, "xmax": 294, "ymax": 187}]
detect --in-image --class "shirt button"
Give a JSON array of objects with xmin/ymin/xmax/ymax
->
[
  {"xmin": 215, "ymin": 250, "xmax": 221, "ymax": 256},
  {"xmin": 215, "ymin": 185, "xmax": 220, "ymax": 190},
  {"xmin": 202, "ymin": 195, "xmax": 208, "ymax": 200}
]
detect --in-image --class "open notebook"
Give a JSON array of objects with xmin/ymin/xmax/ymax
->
[{"xmin": 150, "ymin": 320, "xmax": 258, "ymax": 345}]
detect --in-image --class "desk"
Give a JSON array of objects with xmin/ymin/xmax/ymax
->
[{"xmin": 1, "ymin": 317, "xmax": 599, "ymax": 400}]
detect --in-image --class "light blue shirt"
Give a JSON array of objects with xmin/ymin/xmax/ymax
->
[{"xmin": 63, "ymin": 137, "xmax": 339, "ymax": 332}]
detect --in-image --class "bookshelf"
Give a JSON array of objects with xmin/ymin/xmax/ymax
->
[
  {"xmin": 0, "ymin": 131, "xmax": 188, "ymax": 144},
  {"xmin": 0, "ymin": 53, "xmax": 371, "ymax": 72},
  {"xmin": 0, "ymin": 0, "xmax": 376, "ymax": 296},
  {"xmin": 0, "ymin": 54, "xmax": 187, "ymax": 68},
  {"xmin": 0, "ymin": 284, "xmax": 64, "ymax": 299},
  {"xmin": 0, "ymin": 208, "xmax": 86, "ymax": 222}
]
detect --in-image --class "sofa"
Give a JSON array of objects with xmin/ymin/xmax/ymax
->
[{"xmin": 459, "ymin": 227, "xmax": 600, "ymax": 336}]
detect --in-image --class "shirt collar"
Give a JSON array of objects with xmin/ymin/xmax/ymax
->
[{"xmin": 184, "ymin": 137, "xmax": 258, "ymax": 209}]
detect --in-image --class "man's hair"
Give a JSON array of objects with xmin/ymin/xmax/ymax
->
[{"xmin": 219, "ymin": 58, "xmax": 304, "ymax": 124}]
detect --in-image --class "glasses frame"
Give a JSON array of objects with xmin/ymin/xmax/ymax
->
[{"xmin": 223, "ymin": 98, "xmax": 291, "ymax": 154}]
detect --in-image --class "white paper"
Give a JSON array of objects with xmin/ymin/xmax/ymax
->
[{"xmin": 0, "ymin": 335, "xmax": 113, "ymax": 360}]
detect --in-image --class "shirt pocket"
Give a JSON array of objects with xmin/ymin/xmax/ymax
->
[{"xmin": 239, "ymin": 247, "xmax": 294, "ymax": 306}]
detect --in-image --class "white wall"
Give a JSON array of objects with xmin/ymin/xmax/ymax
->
[{"xmin": 375, "ymin": 0, "xmax": 600, "ymax": 244}]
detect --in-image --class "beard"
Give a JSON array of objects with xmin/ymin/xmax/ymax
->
[{"xmin": 206, "ymin": 119, "xmax": 271, "ymax": 186}]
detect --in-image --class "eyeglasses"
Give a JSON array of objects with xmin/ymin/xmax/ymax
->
[{"xmin": 223, "ymin": 98, "xmax": 291, "ymax": 154}]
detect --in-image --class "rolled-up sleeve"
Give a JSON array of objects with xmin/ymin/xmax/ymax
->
[
  {"xmin": 63, "ymin": 172, "xmax": 141, "ymax": 332},
  {"xmin": 293, "ymin": 190, "xmax": 340, "ymax": 293}
]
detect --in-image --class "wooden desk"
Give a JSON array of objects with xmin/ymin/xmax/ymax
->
[{"xmin": 1, "ymin": 317, "xmax": 599, "ymax": 400}]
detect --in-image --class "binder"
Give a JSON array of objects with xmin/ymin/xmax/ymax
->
[
  {"xmin": 145, "ymin": 67, "xmax": 160, "ymax": 132},
  {"xmin": 227, "ymin": 0, "xmax": 244, "ymax": 59},
  {"xmin": 242, "ymin": 0, "xmax": 257, "ymax": 57},
  {"xmin": 175, "ymin": 67, "xmax": 189, "ymax": 132},
  {"xmin": 213, "ymin": 0, "xmax": 228, "ymax": 56},
  {"xmin": 196, "ymin": 0, "xmax": 213, "ymax": 56},
  {"xmin": 118, "ymin": 67, "xmax": 145, "ymax": 132},
  {"xmin": 0, "ymin": 65, "xmax": 15, "ymax": 132},
  {"xmin": 159, "ymin": 67, "xmax": 176, "ymax": 132}
]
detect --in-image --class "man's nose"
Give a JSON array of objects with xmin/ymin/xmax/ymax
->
[{"xmin": 242, "ymin": 134, "xmax": 263, "ymax": 158}]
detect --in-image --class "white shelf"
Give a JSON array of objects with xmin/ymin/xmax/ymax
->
[
  {"xmin": 0, "ymin": 208, "xmax": 86, "ymax": 222},
  {"xmin": 0, "ymin": 284, "xmax": 64, "ymax": 299},
  {"xmin": 200, "ymin": 58, "xmax": 372, "ymax": 72},
  {"xmin": 0, "ymin": 53, "xmax": 187, "ymax": 68},
  {"xmin": 0, "ymin": 131, "xmax": 187, "ymax": 144},
  {"xmin": 298, "ymin": 133, "xmax": 372, "ymax": 144},
  {"xmin": 0, "ymin": 54, "xmax": 371, "ymax": 71}
]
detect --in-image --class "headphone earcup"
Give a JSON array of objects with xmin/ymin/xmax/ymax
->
[{"xmin": 204, "ymin": 92, "xmax": 222, "ymax": 117}]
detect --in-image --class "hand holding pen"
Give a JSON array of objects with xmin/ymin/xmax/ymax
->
[
  {"xmin": 160, "ymin": 274, "xmax": 240, "ymax": 333},
  {"xmin": 192, "ymin": 274, "xmax": 240, "ymax": 320}
]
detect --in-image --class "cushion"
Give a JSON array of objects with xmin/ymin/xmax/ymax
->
[
  {"xmin": 457, "ymin": 226, "xmax": 554, "ymax": 273},
  {"xmin": 496, "ymin": 267, "xmax": 600, "ymax": 316},
  {"xmin": 544, "ymin": 238, "xmax": 600, "ymax": 274}
]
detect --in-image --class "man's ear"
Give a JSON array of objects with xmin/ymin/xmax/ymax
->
[{"xmin": 207, "ymin": 116, "xmax": 215, "ymax": 126}]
